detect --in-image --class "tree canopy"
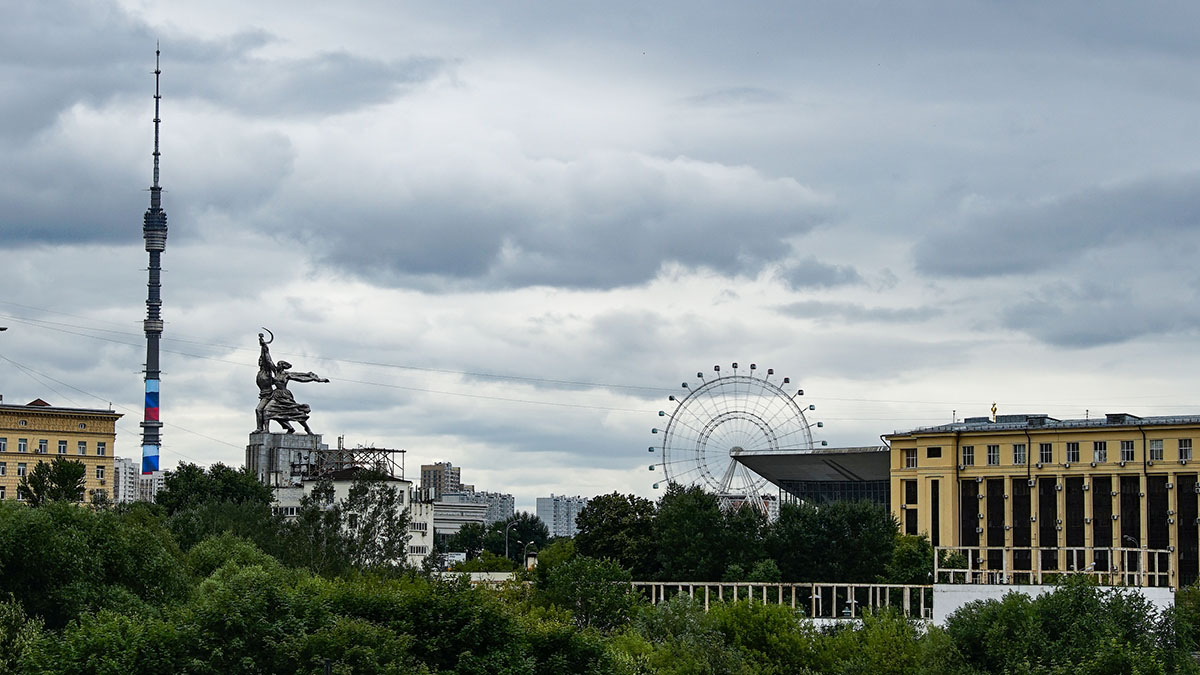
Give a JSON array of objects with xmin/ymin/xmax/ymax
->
[
  {"xmin": 574, "ymin": 491, "xmax": 657, "ymax": 577},
  {"xmin": 156, "ymin": 462, "xmax": 273, "ymax": 515},
  {"xmin": 16, "ymin": 457, "xmax": 86, "ymax": 506}
]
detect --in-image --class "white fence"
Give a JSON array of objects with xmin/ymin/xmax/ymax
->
[
  {"xmin": 934, "ymin": 545, "xmax": 1173, "ymax": 588},
  {"xmin": 630, "ymin": 581, "xmax": 932, "ymax": 620}
]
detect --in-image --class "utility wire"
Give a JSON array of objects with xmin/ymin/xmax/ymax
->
[{"xmin": 3, "ymin": 310, "xmax": 1199, "ymax": 414}]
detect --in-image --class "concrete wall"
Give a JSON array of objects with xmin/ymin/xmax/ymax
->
[{"xmin": 932, "ymin": 583, "xmax": 1175, "ymax": 626}]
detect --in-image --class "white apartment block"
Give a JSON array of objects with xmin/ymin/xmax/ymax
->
[
  {"xmin": 536, "ymin": 494, "xmax": 589, "ymax": 538},
  {"xmin": 138, "ymin": 470, "xmax": 165, "ymax": 503},
  {"xmin": 113, "ymin": 457, "xmax": 139, "ymax": 504},
  {"xmin": 440, "ymin": 490, "xmax": 514, "ymax": 525}
]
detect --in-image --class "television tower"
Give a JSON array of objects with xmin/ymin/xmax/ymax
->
[{"xmin": 141, "ymin": 48, "xmax": 167, "ymax": 475}]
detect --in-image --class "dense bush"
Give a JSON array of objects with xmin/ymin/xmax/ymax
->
[{"xmin": 0, "ymin": 501, "xmax": 189, "ymax": 629}]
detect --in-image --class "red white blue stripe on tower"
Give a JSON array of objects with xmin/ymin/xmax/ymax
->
[{"xmin": 142, "ymin": 379, "xmax": 160, "ymax": 474}]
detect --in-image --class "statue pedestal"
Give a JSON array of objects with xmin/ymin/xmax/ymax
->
[{"xmin": 246, "ymin": 432, "xmax": 327, "ymax": 487}]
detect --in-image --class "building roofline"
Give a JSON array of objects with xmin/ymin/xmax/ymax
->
[
  {"xmin": 0, "ymin": 403, "xmax": 122, "ymax": 418},
  {"xmin": 888, "ymin": 413, "xmax": 1200, "ymax": 438}
]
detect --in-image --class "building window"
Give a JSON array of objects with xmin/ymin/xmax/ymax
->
[
  {"xmin": 987, "ymin": 445, "xmax": 1000, "ymax": 466},
  {"xmin": 0, "ymin": 438, "xmax": 6, "ymax": 453},
  {"xmin": 903, "ymin": 448, "xmax": 917, "ymax": 468},
  {"xmin": 77, "ymin": 441, "xmax": 87, "ymax": 455},
  {"xmin": 926, "ymin": 446, "xmax": 942, "ymax": 458},
  {"xmin": 1039, "ymin": 443, "xmax": 1052, "ymax": 464},
  {"xmin": 1181, "ymin": 439, "xmax": 1193, "ymax": 461},
  {"xmin": 37, "ymin": 440, "xmax": 47, "ymax": 454},
  {"xmin": 78, "ymin": 423, "xmax": 86, "ymax": 429},
  {"xmin": 96, "ymin": 442, "xmax": 106, "ymax": 456},
  {"xmin": 17, "ymin": 420, "xmax": 26, "ymax": 427},
  {"xmin": 1093, "ymin": 441, "xmax": 1107, "ymax": 463},
  {"xmin": 96, "ymin": 466, "xmax": 105, "ymax": 480},
  {"xmin": 58, "ymin": 440, "xmax": 67, "ymax": 455},
  {"xmin": 0, "ymin": 462, "xmax": 5, "ymax": 476},
  {"xmin": 1120, "ymin": 440, "xmax": 1135, "ymax": 463},
  {"xmin": 1150, "ymin": 439, "xmax": 1164, "ymax": 462},
  {"xmin": 1066, "ymin": 442, "xmax": 1080, "ymax": 463},
  {"xmin": 961, "ymin": 446, "xmax": 974, "ymax": 466},
  {"xmin": 17, "ymin": 439, "xmax": 26, "ymax": 453},
  {"xmin": 0, "ymin": 486, "xmax": 5, "ymax": 500},
  {"xmin": 1013, "ymin": 444, "xmax": 1027, "ymax": 465},
  {"xmin": 16, "ymin": 463, "xmax": 26, "ymax": 477}
]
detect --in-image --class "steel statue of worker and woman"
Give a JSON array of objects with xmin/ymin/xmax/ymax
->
[{"xmin": 254, "ymin": 328, "xmax": 329, "ymax": 434}]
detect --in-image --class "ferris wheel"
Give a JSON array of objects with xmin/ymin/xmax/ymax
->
[{"xmin": 649, "ymin": 363, "xmax": 823, "ymax": 516}]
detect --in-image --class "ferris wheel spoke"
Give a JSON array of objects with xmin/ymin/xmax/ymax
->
[{"xmin": 718, "ymin": 458, "xmax": 738, "ymax": 493}]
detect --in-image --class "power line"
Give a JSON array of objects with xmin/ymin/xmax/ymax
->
[
  {"xmin": 4, "ymin": 310, "xmax": 1200, "ymax": 415},
  {"xmin": 0, "ymin": 354, "xmax": 230, "ymax": 459}
]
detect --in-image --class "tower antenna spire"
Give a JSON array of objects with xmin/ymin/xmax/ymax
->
[
  {"xmin": 141, "ymin": 46, "xmax": 168, "ymax": 477},
  {"xmin": 152, "ymin": 43, "xmax": 161, "ymax": 196}
]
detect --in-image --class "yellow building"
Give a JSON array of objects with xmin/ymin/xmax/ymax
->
[
  {"xmin": 0, "ymin": 399, "xmax": 121, "ymax": 503},
  {"xmin": 888, "ymin": 412, "xmax": 1200, "ymax": 587}
]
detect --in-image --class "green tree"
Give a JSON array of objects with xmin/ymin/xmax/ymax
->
[
  {"xmin": 722, "ymin": 503, "xmax": 769, "ymax": 575},
  {"xmin": 279, "ymin": 479, "xmax": 351, "ymax": 576},
  {"xmin": 746, "ymin": 559, "xmax": 781, "ymax": 583},
  {"xmin": 654, "ymin": 483, "xmax": 728, "ymax": 581},
  {"xmin": 534, "ymin": 537, "xmax": 576, "ymax": 586},
  {"xmin": 343, "ymin": 471, "xmax": 411, "ymax": 570},
  {"xmin": 944, "ymin": 577, "xmax": 1192, "ymax": 673},
  {"xmin": 574, "ymin": 492, "xmax": 657, "ymax": 578},
  {"xmin": 168, "ymin": 499, "xmax": 282, "ymax": 552},
  {"xmin": 0, "ymin": 596, "xmax": 45, "ymax": 672},
  {"xmin": 707, "ymin": 599, "xmax": 822, "ymax": 673},
  {"xmin": 0, "ymin": 501, "xmax": 189, "ymax": 628},
  {"xmin": 884, "ymin": 534, "xmax": 934, "ymax": 585},
  {"xmin": 486, "ymin": 511, "xmax": 550, "ymax": 563},
  {"xmin": 540, "ymin": 555, "xmax": 636, "ymax": 631},
  {"xmin": 17, "ymin": 457, "xmax": 86, "ymax": 506},
  {"xmin": 621, "ymin": 595, "xmax": 746, "ymax": 674},
  {"xmin": 765, "ymin": 500, "xmax": 897, "ymax": 582},
  {"xmin": 447, "ymin": 521, "xmax": 487, "ymax": 560},
  {"xmin": 816, "ymin": 608, "xmax": 929, "ymax": 675},
  {"xmin": 156, "ymin": 462, "xmax": 273, "ymax": 516}
]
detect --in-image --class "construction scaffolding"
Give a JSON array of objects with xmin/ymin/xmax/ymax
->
[{"xmin": 289, "ymin": 435, "xmax": 405, "ymax": 480}]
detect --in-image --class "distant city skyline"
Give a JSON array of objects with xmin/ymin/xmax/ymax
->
[{"xmin": 5, "ymin": 1, "xmax": 1200, "ymax": 512}]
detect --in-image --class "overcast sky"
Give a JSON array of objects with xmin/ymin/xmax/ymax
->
[{"xmin": 5, "ymin": 1, "xmax": 1200, "ymax": 512}]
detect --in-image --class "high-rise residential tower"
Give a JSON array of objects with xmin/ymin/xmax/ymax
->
[{"xmin": 141, "ymin": 49, "xmax": 167, "ymax": 475}]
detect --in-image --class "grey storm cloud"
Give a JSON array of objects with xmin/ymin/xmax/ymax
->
[
  {"xmin": 0, "ymin": 0, "xmax": 444, "ymax": 248},
  {"xmin": 913, "ymin": 172, "xmax": 1200, "ymax": 278},
  {"xmin": 1, "ymin": 1, "xmax": 444, "ymax": 137},
  {"xmin": 287, "ymin": 153, "xmax": 832, "ymax": 290},
  {"xmin": 778, "ymin": 257, "xmax": 862, "ymax": 289},
  {"xmin": 778, "ymin": 300, "xmax": 942, "ymax": 324},
  {"xmin": 1000, "ymin": 279, "xmax": 1200, "ymax": 348}
]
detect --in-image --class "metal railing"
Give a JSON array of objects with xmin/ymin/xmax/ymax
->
[
  {"xmin": 934, "ymin": 545, "xmax": 1173, "ymax": 587},
  {"xmin": 629, "ymin": 581, "xmax": 932, "ymax": 620}
]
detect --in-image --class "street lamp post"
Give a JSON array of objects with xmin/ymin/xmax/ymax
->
[{"xmin": 504, "ymin": 520, "xmax": 518, "ymax": 560}]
